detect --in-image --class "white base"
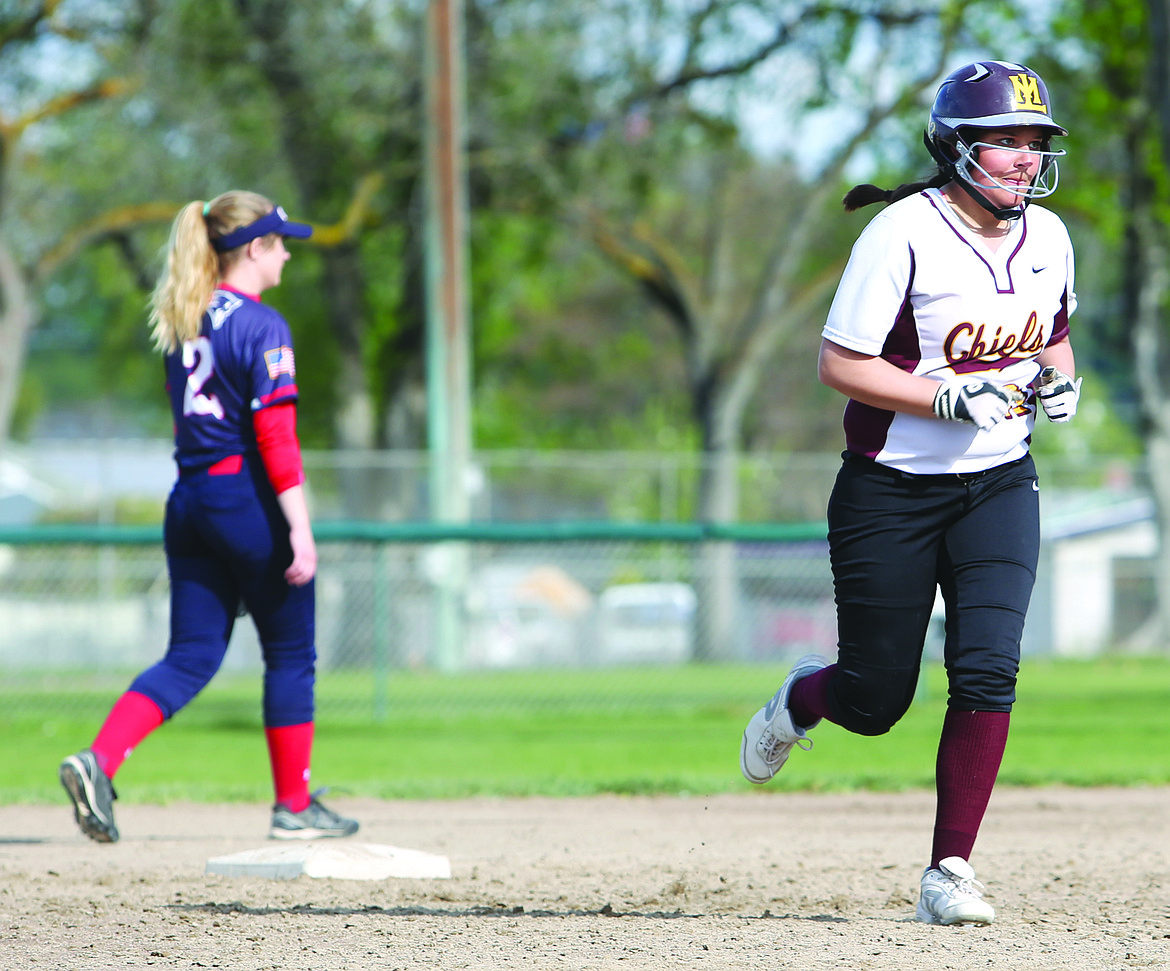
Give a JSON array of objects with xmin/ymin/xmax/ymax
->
[{"xmin": 206, "ymin": 842, "xmax": 452, "ymax": 881}]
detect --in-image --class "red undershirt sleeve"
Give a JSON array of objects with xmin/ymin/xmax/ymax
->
[{"xmin": 253, "ymin": 401, "xmax": 305, "ymax": 495}]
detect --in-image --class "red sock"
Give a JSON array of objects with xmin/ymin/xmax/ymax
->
[
  {"xmin": 91, "ymin": 691, "xmax": 165, "ymax": 778},
  {"xmin": 266, "ymin": 722, "xmax": 314, "ymax": 812},
  {"xmin": 931, "ymin": 708, "xmax": 1010, "ymax": 869},
  {"xmin": 788, "ymin": 664, "xmax": 837, "ymax": 729}
]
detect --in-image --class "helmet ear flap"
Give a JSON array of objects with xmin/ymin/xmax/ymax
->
[{"xmin": 923, "ymin": 130, "xmax": 956, "ymax": 172}]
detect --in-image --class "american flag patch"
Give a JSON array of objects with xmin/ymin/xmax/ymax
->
[{"xmin": 264, "ymin": 345, "xmax": 296, "ymax": 379}]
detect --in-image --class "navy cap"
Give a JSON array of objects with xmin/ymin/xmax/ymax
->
[{"xmin": 212, "ymin": 205, "xmax": 312, "ymax": 252}]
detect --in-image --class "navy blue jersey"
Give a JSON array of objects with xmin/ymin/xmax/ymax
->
[{"xmin": 166, "ymin": 288, "xmax": 298, "ymax": 473}]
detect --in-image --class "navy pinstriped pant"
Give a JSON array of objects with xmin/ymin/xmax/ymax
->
[{"xmin": 823, "ymin": 451, "xmax": 1039, "ymax": 737}]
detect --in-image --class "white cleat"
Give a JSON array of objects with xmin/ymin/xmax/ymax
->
[
  {"xmin": 916, "ymin": 856, "xmax": 996, "ymax": 925},
  {"xmin": 739, "ymin": 653, "xmax": 828, "ymax": 784}
]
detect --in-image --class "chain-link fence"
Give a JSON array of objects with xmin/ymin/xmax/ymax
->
[
  {"xmin": 0, "ymin": 523, "xmax": 837, "ymax": 719},
  {"xmin": 0, "ymin": 448, "xmax": 1157, "ymax": 720}
]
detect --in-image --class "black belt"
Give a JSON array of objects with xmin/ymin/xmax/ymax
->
[{"xmin": 842, "ymin": 450, "xmax": 1029, "ymax": 482}]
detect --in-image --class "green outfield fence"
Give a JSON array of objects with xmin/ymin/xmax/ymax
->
[
  {"xmin": 0, "ymin": 442, "xmax": 1160, "ymax": 721},
  {"xmin": 0, "ymin": 521, "xmax": 840, "ymax": 720}
]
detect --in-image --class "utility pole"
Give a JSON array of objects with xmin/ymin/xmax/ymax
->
[{"xmin": 423, "ymin": 0, "xmax": 472, "ymax": 671}]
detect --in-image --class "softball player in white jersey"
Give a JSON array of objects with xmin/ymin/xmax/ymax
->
[{"xmin": 741, "ymin": 60, "xmax": 1082, "ymax": 926}]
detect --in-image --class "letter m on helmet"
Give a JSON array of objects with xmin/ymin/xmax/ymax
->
[{"xmin": 1009, "ymin": 73, "xmax": 1049, "ymax": 114}]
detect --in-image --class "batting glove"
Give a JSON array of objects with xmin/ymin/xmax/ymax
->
[
  {"xmin": 932, "ymin": 378, "xmax": 1018, "ymax": 431},
  {"xmin": 1037, "ymin": 366, "xmax": 1082, "ymax": 423}
]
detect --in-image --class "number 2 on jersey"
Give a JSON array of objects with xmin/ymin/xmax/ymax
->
[{"xmin": 182, "ymin": 336, "xmax": 225, "ymax": 420}]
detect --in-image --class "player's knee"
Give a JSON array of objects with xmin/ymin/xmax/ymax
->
[
  {"xmin": 829, "ymin": 688, "xmax": 914, "ymax": 736},
  {"xmin": 130, "ymin": 645, "xmax": 225, "ymax": 714},
  {"xmin": 167, "ymin": 651, "xmax": 222, "ymax": 688},
  {"xmin": 833, "ymin": 707, "xmax": 903, "ymax": 736},
  {"xmin": 828, "ymin": 671, "xmax": 916, "ymax": 736}
]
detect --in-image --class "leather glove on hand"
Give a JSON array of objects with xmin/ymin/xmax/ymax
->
[
  {"xmin": 932, "ymin": 378, "xmax": 1019, "ymax": 431},
  {"xmin": 1037, "ymin": 366, "xmax": 1082, "ymax": 422}
]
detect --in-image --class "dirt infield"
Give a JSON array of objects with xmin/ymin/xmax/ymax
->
[{"xmin": 3, "ymin": 787, "xmax": 1168, "ymax": 970}]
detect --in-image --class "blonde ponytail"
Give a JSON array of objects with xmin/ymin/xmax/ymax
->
[{"xmin": 148, "ymin": 190, "xmax": 276, "ymax": 354}]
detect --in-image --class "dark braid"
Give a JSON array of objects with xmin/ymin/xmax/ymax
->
[{"xmin": 843, "ymin": 167, "xmax": 951, "ymax": 212}]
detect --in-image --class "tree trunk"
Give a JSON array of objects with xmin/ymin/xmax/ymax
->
[
  {"xmin": 1144, "ymin": 433, "xmax": 1170, "ymax": 651},
  {"xmin": 1129, "ymin": 211, "xmax": 1170, "ymax": 653},
  {"xmin": 0, "ymin": 237, "xmax": 33, "ymax": 446},
  {"xmin": 692, "ymin": 378, "xmax": 742, "ymax": 661}
]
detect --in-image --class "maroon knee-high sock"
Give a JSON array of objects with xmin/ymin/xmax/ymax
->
[
  {"xmin": 787, "ymin": 664, "xmax": 837, "ymax": 730},
  {"xmin": 931, "ymin": 708, "xmax": 1010, "ymax": 869}
]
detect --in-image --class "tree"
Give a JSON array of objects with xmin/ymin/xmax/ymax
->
[
  {"xmin": 10, "ymin": 2, "xmax": 1042, "ymax": 662},
  {"xmin": 1047, "ymin": 0, "xmax": 1170, "ymax": 650},
  {"xmin": 0, "ymin": 1, "xmax": 139, "ymax": 448},
  {"xmin": 529, "ymin": 1, "xmax": 977, "ymax": 655},
  {"xmin": 15, "ymin": 3, "xmax": 1065, "ymax": 486},
  {"xmin": 1136, "ymin": 0, "xmax": 1170, "ymax": 651}
]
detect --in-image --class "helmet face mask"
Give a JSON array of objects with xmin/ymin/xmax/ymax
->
[
  {"xmin": 952, "ymin": 134, "xmax": 1065, "ymax": 202},
  {"xmin": 926, "ymin": 60, "xmax": 1067, "ymax": 218}
]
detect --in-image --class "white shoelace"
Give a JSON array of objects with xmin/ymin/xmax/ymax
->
[
  {"xmin": 936, "ymin": 868, "xmax": 986, "ymax": 900},
  {"xmin": 759, "ymin": 730, "xmax": 813, "ymax": 766}
]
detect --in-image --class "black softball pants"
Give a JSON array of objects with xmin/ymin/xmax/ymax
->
[{"xmin": 824, "ymin": 451, "xmax": 1040, "ymax": 736}]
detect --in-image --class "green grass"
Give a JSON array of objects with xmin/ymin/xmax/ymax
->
[{"xmin": 3, "ymin": 656, "xmax": 1168, "ymax": 805}]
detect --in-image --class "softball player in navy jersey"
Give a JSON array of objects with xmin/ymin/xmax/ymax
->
[
  {"xmin": 60, "ymin": 190, "xmax": 357, "ymax": 843},
  {"xmin": 741, "ymin": 61, "xmax": 1081, "ymax": 925}
]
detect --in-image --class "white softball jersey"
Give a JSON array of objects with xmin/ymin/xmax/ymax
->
[{"xmin": 822, "ymin": 187, "xmax": 1075, "ymax": 475}]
